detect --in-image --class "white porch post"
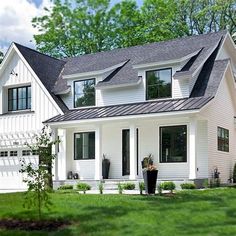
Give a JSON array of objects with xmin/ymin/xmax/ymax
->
[
  {"xmin": 129, "ymin": 124, "xmax": 137, "ymax": 180},
  {"xmin": 57, "ymin": 129, "xmax": 67, "ymax": 180},
  {"xmin": 95, "ymin": 125, "xmax": 102, "ymax": 180},
  {"xmin": 189, "ymin": 118, "xmax": 197, "ymax": 180},
  {"xmin": 51, "ymin": 127, "xmax": 58, "ymax": 181}
]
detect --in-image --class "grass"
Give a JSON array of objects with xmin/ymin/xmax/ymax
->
[{"xmin": 1, "ymin": 188, "xmax": 236, "ymax": 235}]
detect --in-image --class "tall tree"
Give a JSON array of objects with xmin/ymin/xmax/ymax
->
[{"xmin": 32, "ymin": 0, "xmax": 236, "ymax": 58}]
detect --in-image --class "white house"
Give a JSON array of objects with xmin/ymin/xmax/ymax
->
[{"xmin": 0, "ymin": 30, "xmax": 236, "ymax": 190}]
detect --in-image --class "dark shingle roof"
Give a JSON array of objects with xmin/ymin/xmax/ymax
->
[
  {"xmin": 56, "ymin": 30, "xmax": 227, "ymax": 90},
  {"xmin": 45, "ymin": 96, "xmax": 213, "ymax": 123},
  {"xmin": 14, "ymin": 43, "xmax": 69, "ymax": 113}
]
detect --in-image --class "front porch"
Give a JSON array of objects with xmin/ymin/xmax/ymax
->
[{"xmin": 50, "ymin": 112, "xmax": 208, "ymax": 183}]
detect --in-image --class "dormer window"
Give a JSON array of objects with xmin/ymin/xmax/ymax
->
[
  {"xmin": 146, "ymin": 68, "xmax": 172, "ymax": 100},
  {"xmin": 74, "ymin": 79, "xmax": 95, "ymax": 108},
  {"xmin": 8, "ymin": 86, "xmax": 31, "ymax": 111}
]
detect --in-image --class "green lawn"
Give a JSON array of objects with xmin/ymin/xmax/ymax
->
[{"xmin": 1, "ymin": 188, "xmax": 236, "ymax": 236}]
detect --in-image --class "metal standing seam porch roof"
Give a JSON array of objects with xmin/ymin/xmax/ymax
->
[{"xmin": 44, "ymin": 96, "xmax": 213, "ymax": 124}]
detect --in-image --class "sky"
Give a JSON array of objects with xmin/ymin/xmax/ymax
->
[{"xmin": 0, "ymin": 0, "xmax": 143, "ymax": 54}]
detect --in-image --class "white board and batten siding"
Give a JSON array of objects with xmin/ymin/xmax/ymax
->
[
  {"xmin": 0, "ymin": 51, "xmax": 61, "ymax": 190},
  {"xmin": 200, "ymin": 72, "xmax": 236, "ymax": 183}
]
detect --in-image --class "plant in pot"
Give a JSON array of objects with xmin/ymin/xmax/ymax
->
[
  {"xmin": 142, "ymin": 154, "xmax": 158, "ymax": 194},
  {"xmin": 102, "ymin": 154, "xmax": 110, "ymax": 179}
]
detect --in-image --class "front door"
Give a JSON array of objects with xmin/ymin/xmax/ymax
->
[{"xmin": 122, "ymin": 129, "xmax": 130, "ymax": 175}]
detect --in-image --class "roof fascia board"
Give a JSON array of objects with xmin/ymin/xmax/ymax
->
[
  {"xmin": 0, "ymin": 43, "xmax": 15, "ymax": 76},
  {"xmin": 132, "ymin": 49, "xmax": 202, "ymax": 70},
  {"xmin": 95, "ymin": 79, "xmax": 141, "ymax": 90},
  {"xmin": 45, "ymin": 109, "xmax": 199, "ymax": 126},
  {"xmin": 62, "ymin": 60, "xmax": 128, "ymax": 80},
  {"xmin": 13, "ymin": 44, "xmax": 64, "ymax": 115}
]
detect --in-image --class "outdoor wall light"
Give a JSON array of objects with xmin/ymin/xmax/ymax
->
[{"xmin": 10, "ymin": 69, "xmax": 18, "ymax": 76}]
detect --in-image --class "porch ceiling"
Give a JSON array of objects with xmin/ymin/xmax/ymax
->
[{"xmin": 44, "ymin": 96, "xmax": 213, "ymax": 124}]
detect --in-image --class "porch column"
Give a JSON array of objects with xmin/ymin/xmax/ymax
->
[
  {"xmin": 95, "ymin": 125, "xmax": 102, "ymax": 180},
  {"xmin": 189, "ymin": 118, "xmax": 197, "ymax": 179},
  {"xmin": 129, "ymin": 124, "xmax": 137, "ymax": 180},
  {"xmin": 57, "ymin": 129, "xmax": 67, "ymax": 180},
  {"xmin": 51, "ymin": 127, "xmax": 59, "ymax": 181}
]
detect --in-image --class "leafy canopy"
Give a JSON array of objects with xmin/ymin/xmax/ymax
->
[{"xmin": 32, "ymin": 0, "xmax": 236, "ymax": 58}]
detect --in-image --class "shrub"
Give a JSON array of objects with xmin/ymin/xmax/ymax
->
[
  {"xmin": 233, "ymin": 163, "xmax": 236, "ymax": 183},
  {"xmin": 180, "ymin": 183, "xmax": 196, "ymax": 190},
  {"xmin": 122, "ymin": 183, "xmax": 135, "ymax": 190},
  {"xmin": 139, "ymin": 182, "xmax": 145, "ymax": 195},
  {"xmin": 77, "ymin": 182, "xmax": 91, "ymax": 194},
  {"xmin": 58, "ymin": 184, "xmax": 74, "ymax": 190},
  {"xmin": 117, "ymin": 183, "xmax": 124, "ymax": 194},
  {"xmin": 160, "ymin": 181, "xmax": 176, "ymax": 193},
  {"xmin": 98, "ymin": 182, "xmax": 104, "ymax": 194},
  {"xmin": 157, "ymin": 184, "xmax": 162, "ymax": 196}
]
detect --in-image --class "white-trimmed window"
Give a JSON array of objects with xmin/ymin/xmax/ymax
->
[
  {"xmin": 74, "ymin": 79, "xmax": 95, "ymax": 108},
  {"xmin": 10, "ymin": 151, "xmax": 17, "ymax": 157},
  {"xmin": 0, "ymin": 151, "xmax": 8, "ymax": 157},
  {"xmin": 74, "ymin": 132, "xmax": 95, "ymax": 160},
  {"xmin": 218, "ymin": 127, "xmax": 229, "ymax": 152},
  {"xmin": 22, "ymin": 150, "xmax": 31, "ymax": 156},
  {"xmin": 160, "ymin": 125, "xmax": 187, "ymax": 163}
]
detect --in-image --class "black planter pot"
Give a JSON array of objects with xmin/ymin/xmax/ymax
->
[
  {"xmin": 143, "ymin": 170, "xmax": 158, "ymax": 194},
  {"xmin": 102, "ymin": 159, "xmax": 110, "ymax": 179}
]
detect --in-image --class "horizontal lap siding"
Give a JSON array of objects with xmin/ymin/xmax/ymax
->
[
  {"xmin": 201, "ymin": 75, "xmax": 236, "ymax": 183},
  {"xmin": 196, "ymin": 120, "xmax": 208, "ymax": 178}
]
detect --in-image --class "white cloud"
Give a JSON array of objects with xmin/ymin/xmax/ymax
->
[{"xmin": 0, "ymin": 0, "xmax": 53, "ymax": 53}]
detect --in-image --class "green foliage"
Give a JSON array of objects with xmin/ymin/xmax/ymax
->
[
  {"xmin": 160, "ymin": 181, "xmax": 176, "ymax": 193},
  {"xmin": 121, "ymin": 183, "xmax": 135, "ymax": 190},
  {"xmin": 58, "ymin": 184, "xmax": 74, "ymax": 190},
  {"xmin": 139, "ymin": 182, "xmax": 145, "ymax": 195},
  {"xmin": 19, "ymin": 126, "xmax": 60, "ymax": 219},
  {"xmin": 157, "ymin": 184, "xmax": 163, "ymax": 196},
  {"xmin": 180, "ymin": 183, "xmax": 196, "ymax": 190},
  {"xmin": 209, "ymin": 178, "xmax": 221, "ymax": 188},
  {"xmin": 77, "ymin": 182, "xmax": 91, "ymax": 194},
  {"xmin": 233, "ymin": 163, "xmax": 236, "ymax": 183},
  {"xmin": 32, "ymin": 0, "xmax": 236, "ymax": 59},
  {"xmin": 98, "ymin": 181, "xmax": 104, "ymax": 194},
  {"xmin": 117, "ymin": 183, "xmax": 124, "ymax": 194}
]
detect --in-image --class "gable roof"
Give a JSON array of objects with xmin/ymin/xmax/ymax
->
[
  {"xmin": 8, "ymin": 30, "xmax": 232, "ymax": 119},
  {"xmin": 14, "ymin": 43, "xmax": 69, "ymax": 113}
]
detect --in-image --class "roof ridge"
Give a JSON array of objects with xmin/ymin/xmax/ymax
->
[{"xmin": 14, "ymin": 42, "xmax": 64, "ymax": 63}]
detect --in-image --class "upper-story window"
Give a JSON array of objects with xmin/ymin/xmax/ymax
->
[
  {"xmin": 8, "ymin": 86, "xmax": 31, "ymax": 111},
  {"xmin": 218, "ymin": 127, "xmax": 229, "ymax": 152},
  {"xmin": 74, "ymin": 79, "xmax": 95, "ymax": 108},
  {"xmin": 146, "ymin": 68, "xmax": 172, "ymax": 100}
]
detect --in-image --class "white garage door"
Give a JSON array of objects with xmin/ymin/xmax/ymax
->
[{"xmin": 0, "ymin": 149, "xmax": 38, "ymax": 190}]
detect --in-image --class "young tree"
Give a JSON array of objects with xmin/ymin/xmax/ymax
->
[{"xmin": 19, "ymin": 126, "xmax": 60, "ymax": 219}]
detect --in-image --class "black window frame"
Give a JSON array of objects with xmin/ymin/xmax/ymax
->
[
  {"xmin": 10, "ymin": 151, "xmax": 18, "ymax": 157},
  {"xmin": 73, "ymin": 78, "xmax": 96, "ymax": 108},
  {"xmin": 0, "ymin": 151, "xmax": 8, "ymax": 157},
  {"xmin": 74, "ymin": 132, "xmax": 95, "ymax": 160},
  {"xmin": 217, "ymin": 127, "xmax": 229, "ymax": 152},
  {"xmin": 159, "ymin": 125, "xmax": 187, "ymax": 163},
  {"xmin": 146, "ymin": 68, "xmax": 172, "ymax": 101},
  {"xmin": 8, "ymin": 85, "xmax": 31, "ymax": 111},
  {"xmin": 22, "ymin": 150, "xmax": 31, "ymax": 156}
]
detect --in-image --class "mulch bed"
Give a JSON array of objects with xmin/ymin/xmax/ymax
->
[{"xmin": 0, "ymin": 219, "xmax": 70, "ymax": 231}]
